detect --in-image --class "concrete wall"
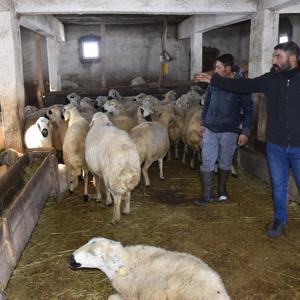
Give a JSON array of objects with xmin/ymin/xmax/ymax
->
[
  {"xmin": 21, "ymin": 23, "xmax": 190, "ymax": 89},
  {"xmin": 202, "ymin": 15, "xmax": 300, "ymax": 70},
  {"xmin": 203, "ymin": 20, "xmax": 251, "ymax": 67},
  {"xmin": 288, "ymin": 14, "xmax": 300, "ymax": 45},
  {"xmin": 21, "ymin": 27, "xmax": 49, "ymax": 83},
  {"xmin": 20, "ymin": 15, "xmax": 300, "ymax": 89}
]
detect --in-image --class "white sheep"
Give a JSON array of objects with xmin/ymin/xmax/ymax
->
[
  {"xmin": 69, "ymin": 237, "xmax": 230, "ymax": 300},
  {"xmin": 133, "ymin": 93, "xmax": 147, "ymax": 104},
  {"xmin": 0, "ymin": 148, "xmax": 23, "ymax": 167},
  {"xmin": 62, "ymin": 104, "xmax": 90, "ymax": 197},
  {"xmin": 103, "ymin": 100, "xmax": 142, "ymax": 133},
  {"xmin": 25, "ymin": 105, "xmax": 39, "ymax": 118},
  {"xmin": 79, "ymin": 97, "xmax": 97, "ymax": 123},
  {"xmin": 66, "ymin": 92, "xmax": 81, "ymax": 109},
  {"xmin": 130, "ymin": 108, "xmax": 174, "ymax": 186},
  {"xmin": 85, "ymin": 112, "xmax": 141, "ymax": 224},
  {"xmin": 161, "ymin": 89, "xmax": 177, "ymax": 105},
  {"xmin": 24, "ymin": 116, "xmax": 52, "ymax": 149},
  {"xmin": 95, "ymin": 96, "xmax": 109, "ymax": 110},
  {"xmin": 182, "ymin": 105, "xmax": 203, "ymax": 169}
]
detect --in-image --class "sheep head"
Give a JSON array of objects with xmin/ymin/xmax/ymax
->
[
  {"xmin": 108, "ymin": 89, "xmax": 122, "ymax": 101},
  {"xmin": 90, "ymin": 112, "xmax": 113, "ymax": 128}
]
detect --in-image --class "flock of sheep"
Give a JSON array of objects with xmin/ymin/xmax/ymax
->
[
  {"xmin": 0, "ymin": 87, "xmax": 205, "ymax": 224},
  {"xmin": 0, "ymin": 87, "xmax": 234, "ymax": 299}
]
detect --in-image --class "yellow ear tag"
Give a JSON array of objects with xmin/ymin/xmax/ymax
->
[{"xmin": 118, "ymin": 267, "xmax": 126, "ymax": 276}]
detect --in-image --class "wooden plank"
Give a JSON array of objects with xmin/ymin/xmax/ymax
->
[
  {"xmin": 0, "ymin": 155, "xmax": 29, "ymax": 215},
  {"xmin": 34, "ymin": 33, "xmax": 45, "ymax": 108},
  {"xmin": 0, "ymin": 151, "xmax": 58, "ymax": 289}
]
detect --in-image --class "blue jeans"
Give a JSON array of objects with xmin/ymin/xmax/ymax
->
[{"xmin": 266, "ymin": 142, "xmax": 300, "ymax": 225}]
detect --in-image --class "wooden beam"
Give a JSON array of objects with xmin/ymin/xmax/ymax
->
[{"xmin": 34, "ymin": 33, "xmax": 44, "ymax": 108}]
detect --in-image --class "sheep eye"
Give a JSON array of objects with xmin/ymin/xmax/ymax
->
[{"xmin": 48, "ymin": 110, "xmax": 52, "ymax": 115}]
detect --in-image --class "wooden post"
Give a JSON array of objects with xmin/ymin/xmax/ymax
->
[
  {"xmin": 100, "ymin": 20, "xmax": 106, "ymax": 89},
  {"xmin": 35, "ymin": 33, "xmax": 44, "ymax": 108}
]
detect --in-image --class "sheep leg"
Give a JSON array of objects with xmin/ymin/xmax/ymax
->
[
  {"xmin": 106, "ymin": 190, "xmax": 113, "ymax": 207},
  {"xmin": 111, "ymin": 193, "xmax": 122, "ymax": 225},
  {"xmin": 122, "ymin": 191, "xmax": 131, "ymax": 215},
  {"xmin": 175, "ymin": 140, "xmax": 179, "ymax": 160},
  {"xmin": 158, "ymin": 157, "xmax": 164, "ymax": 180},
  {"xmin": 142, "ymin": 160, "xmax": 152, "ymax": 186},
  {"xmin": 182, "ymin": 143, "xmax": 188, "ymax": 164},
  {"xmin": 108, "ymin": 295, "xmax": 123, "ymax": 300},
  {"xmin": 167, "ymin": 148, "xmax": 171, "ymax": 161},
  {"xmin": 95, "ymin": 175, "xmax": 102, "ymax": 202},
  {"xmin": 190, "ymin": 150, "xmax": 196, "ymax": 169},
  {"xmin": 68, "ymin": 167, "xmax": 74, "ymax": 194},
  {"xmin": 82, "ymin": 168, "xmax": 89, "ymax": 202}
]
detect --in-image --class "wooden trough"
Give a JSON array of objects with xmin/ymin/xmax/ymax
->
[{"xmin": 0, "ymin": 150, "xmax": 60, "ymax": 292}]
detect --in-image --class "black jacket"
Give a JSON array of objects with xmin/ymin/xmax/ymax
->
[
  {"xmin": 202, "ymin": 69, "xmax": 253, "ymax": 135},
  {"xmin": 211, "ymin": 67, "xmax": 300, "ymax": 147}
]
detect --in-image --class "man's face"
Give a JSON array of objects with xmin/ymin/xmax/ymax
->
[
  {"xmin": 272, "ymin": 49, "xmax": 292, "ymax": 72},
  {"xmin": 215, "ymin": 61, "xmax": 227, "ymax": 77}
]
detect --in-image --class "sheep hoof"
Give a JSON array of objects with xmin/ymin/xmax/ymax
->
[
  {"xmin": 82, "ymin": 194, "xmax": 89, "ymax": 202},
  {"xmin": 106, "ymin": 203, "xmax": 113, "ymax": 208},
  {"xmin": 231, "ymin": 173, "xmax": 238, "ymax": 178},
  {"xmin": 160, "ymin": 176, "xmax": 165, "ymax": 180},
  {"xmin": 110, "ymin": 218, "xmax": 119, "ymax": 225},
  {"xmin": 122, "ymin": 209, "xmax": 130, "ymax": 215},
  {"xmin": 69, "ymin": 190, "xmax": 74, "ymax": 194}
]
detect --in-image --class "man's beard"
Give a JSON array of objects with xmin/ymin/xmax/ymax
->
[{"xmin": 271, "ymin": 61, "xmax": 292, "ymax": 73}]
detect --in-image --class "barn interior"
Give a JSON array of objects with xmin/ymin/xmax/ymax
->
[{"xmin": 0, "ymin": 0, "xmax": 300, "ymax": 299}]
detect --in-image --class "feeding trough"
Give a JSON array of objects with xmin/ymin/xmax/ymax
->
[{"xmin": 0, "ymin": 150, "xmax": 60, "ymax": 292}]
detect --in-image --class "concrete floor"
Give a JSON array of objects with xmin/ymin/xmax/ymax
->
[{"xmin": 5, "ymin": 156, "xmax": 300, "ymax": 299}]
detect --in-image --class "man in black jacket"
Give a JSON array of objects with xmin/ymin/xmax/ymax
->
[
  {"xmin": 194, "ymin": 54, "xmax": 253, "ymax": 207},
  {"xmin": 195, "ymin": 41, "xmax": 300, "ymax": 238}
]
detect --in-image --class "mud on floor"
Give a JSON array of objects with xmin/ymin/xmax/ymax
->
[{"xmin": 5, "ymin": 158, "xmax": 300, "ymax": 300}]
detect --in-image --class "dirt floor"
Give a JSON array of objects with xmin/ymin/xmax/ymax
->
[{"xmin": 4, "ymin": 157, "xmax": 300, "ymax": 300}]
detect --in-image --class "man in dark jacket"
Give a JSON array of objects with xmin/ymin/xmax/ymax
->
[
  {"xmin": 195, "ymin": 41, "xmax": 300, "ymax": 238},
  {"xmin": 194, "ymin": 54, "xmax": 253, "ymax": 207}
]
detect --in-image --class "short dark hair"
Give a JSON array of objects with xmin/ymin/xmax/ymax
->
[
  {"xmin": 217, "ymin": 53, "xmax": 235, "ymax": 68},
  {"xmin": 274, "ymin": 41, "xmax": 300, "ymax": 57}
]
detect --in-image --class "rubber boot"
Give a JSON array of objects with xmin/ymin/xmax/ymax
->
[
  {"xmin": 217, "ymin": 168, "xmax": 230, "ymax": 201},
  {"xmin": 194, "ymin": 171, "xmax": 215, "ymax": 206}
]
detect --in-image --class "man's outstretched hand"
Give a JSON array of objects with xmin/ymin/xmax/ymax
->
[{"xmin": 194, "ymin": 73, "xmax": 212, "ymax": 83}]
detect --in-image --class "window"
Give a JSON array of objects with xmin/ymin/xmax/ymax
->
[
  {"xmin": 279, "ymin": 34, "xmax": 289, "ymax": 43},
  {"xmin": 79, "ymin": 35, "xmax": 100, "ymax": 63}
]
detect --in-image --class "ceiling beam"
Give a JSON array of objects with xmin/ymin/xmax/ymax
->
[
  {"xmin": 178, "ymin": 14, "xmax": 252, "ymax": 39},
  {"xmin": 15, "ymin": 0, "xmax": 257, "ymax": 15},
  {"xmin": 279, "ymin": 4, "xmax": 300, "ymax": 13},
  {"xmin": 19, "ymin": 15, "xmax": 65, "ymax": 41},
  {"xmin": 262, "ymin": 0, "xmax": 300, "ymax": 11}
]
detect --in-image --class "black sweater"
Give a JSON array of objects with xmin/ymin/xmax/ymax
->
[{"xmin": 211, "ymin": 67, "xmax": 300, "ymax": 147}]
